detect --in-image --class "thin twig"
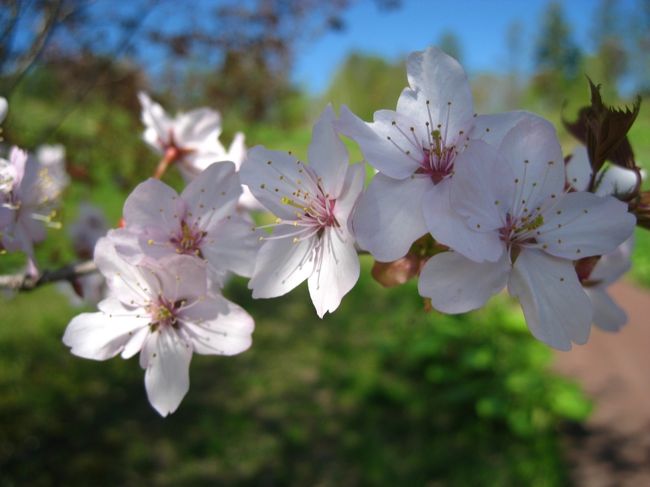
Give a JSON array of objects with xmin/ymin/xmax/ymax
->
[{"xmin": 0, "ymin": 260, "xmax": 97, "ymax": 292}]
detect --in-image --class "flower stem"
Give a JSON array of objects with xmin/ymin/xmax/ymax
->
[{"xmin": 153, "ymin": 148, "xmax": 179, "ymax": 179}]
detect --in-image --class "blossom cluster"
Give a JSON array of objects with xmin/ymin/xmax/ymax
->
[
  {"xmin": 1, "ymin": 45, "xmax": 642, "ymax": 416},
  {"xmin": 64, "ymin": 165, "xmax": 261, "ymax": 415},
  {"xmin": 0, "ymin": 100, "xmax": 68, "ymax": 276}
]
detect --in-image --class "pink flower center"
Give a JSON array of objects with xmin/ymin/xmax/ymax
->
[
  {"xmin": 170, "ymin": 220, "xmax": 206, "ymax": 256},
  {"xmin": 418, "ymin": 143, "xmax": 457, "ymax": 184},
  {"xmin": 386, "ymin": 99, "xmax": 462, "ymax": 185},
  {"xmin": 300, "ymin": 193, "xmax": 339, "ymax": 229},
  {"xmin": 499, "ymin": 212, "xmax": 544, "ymax": 248},
  {"xmin": 148, "ymin": 297, "xmax": 185, "ymax": 330}
]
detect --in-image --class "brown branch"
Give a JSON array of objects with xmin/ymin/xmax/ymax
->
[{"xmin": 0, "ymin": 260, "xmax": 97, "ymax": 292}]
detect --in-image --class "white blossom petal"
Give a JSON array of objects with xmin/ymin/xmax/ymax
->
[
  {"xmin": 566, "ymin": 146, "xmax": 591, "ymax": 191},
  {"xmin": 201, "ymin": 215, "xmax": 261, "ymax": 279},
  {"xmin": 537, "ymin": 191, "xmax": 635, "ymax": 259},
  {"xmin": 174, "ymin": 107, "xmax": 221, "ymax": 146},
  {"xmin": 145, "ymin": 255, "xmax": 208, "ymax": 304},
  {"xmin": 333, "ymin": 163, "xmax": 365, "ymax": 226},
  {"xmin": 248, "ymin": 227, "xmax": 316, "ymax": 298},
  {"xmin": 227, "ymin": 132, "xmax": 246, "ymax": 169},
  {"xmin": 308, "ymin": 104, "xmax": 349, "ymax": 197},
  {"xmin": 352, "ymin": 173, "xmax": 429, "ymax": 262},
  {"xmin": 307, "ymin": 227, "xmax": 360, "ymax": 318},
  {"xmin": 469, "ymin": 111, "xmax": 545, "ymax": 148},
  {"xmin": 590, "ymin": 237, "xmax": 633, "ymax": 285},
  {"xmin": 181, "ymin": 162, "xmax": 240, "ymax": 227},
  {"xmin": 138, "ymin": 92, "xmax": 172, "ymax": 149},
  {"xmin": 422, "ymin": 179, "xmax": 503, "ymax": 262},
  {"xmin": 123, "ymin": 178, "xmax": 183, "ymax": 232},
  {"xmin": 499, "ymin": 116, "xmax": 565, "ymax": 212},
  {"xmin": 240, "ymin": 146, "xmax": 311, "ymax": 220},
  {"xmin": 586, "ymin": 287, "xmax": 627, "ymax": 332},
  {"xmin": 419, "ymin": 251, "xmax": 509, "ymax": 313},
  {"xmin": 142, "ymin": 328, "xmax": 193, "ymax": 417},
  {"xmin": 596, "ymin": 165, "xmax": 641, "ymax": 197},
  {"xmin": 0, "ymin": 97, "xmax": 7, "ymax": 124},
  {"xmin": 336, "ymin": 105, "xmax": 422, "ymax": 179},
  {"xmin": 94, "ymin": 237, "xmax": 152, "ymax": 305},
  {"xmin": 180, "ymin": 296, "xmax": 254, "ymax": 355},
  {"xmin": 402, "ymin": 46, "xmax": 474, "ymax": 144},
  {"xmin": 63, "ymin": 311, "xmax": 149, "ymax": 360},
  {"xmin": 450, "ymin": 140, "xmax": 512, "ymax": 232},
  {"xmin": 508, "ymin": 249, "xmax": 592, "ymax": 351}
]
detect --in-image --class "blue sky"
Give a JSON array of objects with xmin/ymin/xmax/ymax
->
[
  {"xmin": 37, "ymin": 0, "xmax": 634, "ymax": 95},
  {"xmin": 291, "ymin": 0, "xmax": 636, "ymax": 93}
]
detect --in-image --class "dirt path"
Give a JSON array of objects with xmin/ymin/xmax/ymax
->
[{"xmin": 555, "ymin": 280, "xmax": 650, "ymax": 486}]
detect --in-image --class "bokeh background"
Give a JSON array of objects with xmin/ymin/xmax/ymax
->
[{"xmin": 1, "ymin": 0, "xmax": 649, "ymax": 485}]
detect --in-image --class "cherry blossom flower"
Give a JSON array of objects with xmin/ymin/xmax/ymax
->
[
  {"xmin": 138, "ymin": 92, "xmax": 259, "ymax": 209},
  {"xmin": 579, "ymin": 238, "xmax": 633, "ymax": 332},
  {"xmin": 110, "ymin": 162, "xmax": 260, "ymax": 288},
  {"xmin": 139, "ymin": 91, "xmax": 222, "ymax": 173},
  {"xmin": 63, "ymin": 238, "xmax": 254, "ymax": 416},
  {"xmin": 240, "ymin": 105, "xmax": 364, "ymax": 317},
  {"xmin": 336, "ymin": 46, "xmax": 539, "ymax": 262},
  {"xmin": 0, "ymin": 147, "xmax": 60, "ymax": 275},
  {"xmin": 418, "ymin": 117, "xmax": 636, "ymax": 350}
]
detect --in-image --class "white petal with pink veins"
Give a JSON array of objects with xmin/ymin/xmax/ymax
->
[
  {"xmin": 469, "ymin": 111, "xmax": 543, "ymax": 148},
  {"xmin": 352, "ymin": 173, "xmax": 429, "ymax": 262},
  {"xmin": 181, "ymin": 162, "xmax": 240, "ymax": 228},
  {"xmin": 333, "ymin": 163, "xmax": 365, "ymax": 226},
  {"xmin": 145, "ymin": 255, "xmax": 208, "ymax": 304},
  {"xmin": 142, "ymin": 328, "xmax": 193, "ymax": 417},
  {"xmin": 249, "ymin": 227, "xmax": 317, "ymax": 298},
  {"xmin": 537, "ymin": 191, "xmax": 635, "ymax": 259},
  {"xmin": 499, "ymin": 116, "xmax": 565, "ymax": 213},
  {"xmin": 201, "ymin": 215, "xmax": 261, "ymax": 279},
  {"xmin": 94, "ymin": 237, "xmax": 152, "ymax": 304},
  {"xmin": 423, "ymin": 178, "xmax": 503, "ymax": 263},
  {"xmin": 419, "ymin": 251, "xmax": 509, "ymax": 314},
  {"xmin": 123, "ymin": 178, "xmax": 183, "ymax": 232},
  {"xmin": 308, "ymin": 105, "xmax": 349, "ymax": 197},
  {"xmin": 63, "ymin": 311, "xmax": 149, "ymax": 360},
  {"xmin": 450, "ymin": 140, "xmax": 512, "ymax": 233},
  {"xmin": 308, "ymin": 227, "xmax": 360, "ymax": 318},
  {"xmin": 508, "ymin": 249, "xmax": 592, "ymax": 351},
  {"xmin": 241, "ymin": 146, "xmax": 313, "ymax": 220},
  {"xmin": 181, "ymin": 297, "xmax": 254, "ymax": 355},
  {"xmin": 336, "ymin": 105, "xmax": 422, "ymax": 179},
  {"xmin": 402, "ymin": 47, "xmax": 474, "ymax": 142}
]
